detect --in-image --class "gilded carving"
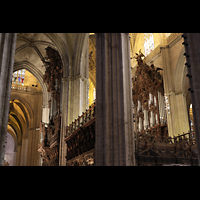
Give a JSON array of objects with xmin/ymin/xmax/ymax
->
[
  {"xmin": 132, "ymin": 51, "xmax": 167, "ymax": 137},
  {"xmin": 38, "ymin": 113, "xmax": 61, "ymax": 166},
  {"xmin": 42, "ymin": 47, "xmax": 63, "ymax": 112}
]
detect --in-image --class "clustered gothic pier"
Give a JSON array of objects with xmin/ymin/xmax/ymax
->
[{"xmin": 0, "ymin": 33, "xmax": 200, "ymax": 166}]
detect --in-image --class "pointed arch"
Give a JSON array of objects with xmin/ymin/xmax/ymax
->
[
  {"xmin": 9, "ymin": 95, "xmax": 34, "ymax": 139},
  {"xmin": 13, "ymin": 61, "xmax": 49, "ymax": 107},
  {"xmin": 7, "ymin": 124, "xmax": 18, "ymax": 151},
  {"xmin": 174, "ymin": 47, "xmax": 187, "ymax": 93},
  {"xmin": 74, "ymin": 33, "xmax": 89, "ymax": 77},
  {"xmin": 44, "ymin": 33, "xmax": 70, "ymax": 78}
]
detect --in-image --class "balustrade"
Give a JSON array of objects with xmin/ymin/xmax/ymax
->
[
  {"xmin": 65, "ymin": 102, "xmax": 95, "ymax": 138},
  {"xmin": 11, "ymin": 84, "xmax": 39, "ymax": 92},
  {"xmin": 65, "ymin": 102, "xmax": 96, "ymax": 164},
  {"xmin": 135, "ymin": 130, "xmax": 197, "ymax": 166}
]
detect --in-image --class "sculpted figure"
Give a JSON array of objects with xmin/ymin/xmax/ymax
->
[{"xmin": 134, "ymin": 49, "xmax": 145, "ymax": 65}]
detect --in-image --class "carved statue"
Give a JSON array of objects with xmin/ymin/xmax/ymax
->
[{"xmin": 133, "ymin": 49, "xmax": 145, "ymax": 65}]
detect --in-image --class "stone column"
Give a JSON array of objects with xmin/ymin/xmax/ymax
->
[
  {"xmin": 95, "ymin": 33, "xmax": 135, "ymax": 166},
  {"xmin": 26, "ymin": 127, "xmax": 40, "ymax": 166},
  {"xmin": 70, "ymin": 75, "xmax": 89, "ymax": 120},
  {"xmin": 67, "ymin": 34, "xmax": 89, "ymax": 125},
  {"xmin": 160, "ymin": 34, "xmax": 190, "ymax": 137},
  {"xmin": 13, "ymin": 150, "xmax": 17, "ymax": 166},
  {"xmin": 166, "ymin": 92, "xmax": 189, "ymax": 137},
  {"xmin": 183, "ymin": 33, "xmax": 200, "ymax": 165},
  {"xmin": 0, "ymin": 33, "xmax": 17, "ymax": 166},
  {"xmin": 66, "ymin": 76, "xmax": 88, "ymax": 124},
  {"xmin": 160, "ymin": 34, "xmax": 174, "ymax": 137},
  {"xmin": 16, "ymin": 144, "xmax": 21, "ymax": 166},
  {"xmin": 59, "ymin": 77, "xmax": 69, "ymax": 166},
  {"xmin": 20, "ymin": 137, "xmax": 28, "ymax": 166},
  {"xmin": 60, "ymin": 75, "xmax": 89, "ymax": 166}
]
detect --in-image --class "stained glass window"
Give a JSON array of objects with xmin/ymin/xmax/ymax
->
[
  {"xmin": 12, "ymin": 69, "xmax": 25, "ymax": 85},
  {"xmin": 144, "ymin": 33, "xmax": 154, "ymax": 56},
  {"xmin": 13, "ymin": 71, "xmax": 17, "ymax": 83}
]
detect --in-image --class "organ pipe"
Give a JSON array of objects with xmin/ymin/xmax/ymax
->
[{"xmin": 132, "ymin": 51, "xmax": 168, "ymax": 137}]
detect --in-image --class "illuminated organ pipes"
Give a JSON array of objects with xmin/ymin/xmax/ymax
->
[{"xmin": 132, "ymin": 51, "xmax": 167, "ymax": 136}]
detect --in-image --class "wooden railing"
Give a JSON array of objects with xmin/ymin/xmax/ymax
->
[
  {"xmin": 38, "ymin": 114, "xmax": 61, "ymax": 166},
  {"xmin": 65, "ymin": 102, "xmax": 96, "ymax": 138},
  {"xmin": 65, "ymin": 102, "xmax": 96, "ymax": 164},
  {"xmin": 64, "ymin": 100, "xmax": 197, "ymax": 166},
  {"xmin": 136, "ymin": 130, "xmax": 196, "ymax": 144},
  {"xmin": 135, "ymin": 131, "xmax": 197, "ymax": 166}
]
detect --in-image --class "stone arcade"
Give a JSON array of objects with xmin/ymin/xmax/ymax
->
[{"xmin": 0, "ymin": 33, "xmax": 199, "ymax": 166}]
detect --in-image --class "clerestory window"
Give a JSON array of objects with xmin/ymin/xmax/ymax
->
[
  {"xmin": 12, "ymin": 69, "xmax": 25, "ymax": 85},
  {"xmin": 144, "ymin": 33, "xmax": 154, "ymax": 56}
]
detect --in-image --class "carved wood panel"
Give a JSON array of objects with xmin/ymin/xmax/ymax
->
[{"xmin": 132, "ymin": 51, "xmax": 167, "ymax": 137}]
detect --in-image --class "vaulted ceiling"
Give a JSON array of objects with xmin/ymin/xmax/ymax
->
[
  {"xmin": 15, "ymin": 33, "xmax": 56, "ymax": 75},
  {"xmin": 10, "ymin": 32, "xmax": 164, "ymax": 148},
  {"xmin": 8, "ymin": 99, "xmax": 30, "ymax": 145},
  {"xmin": 15, "ymin": 33, "xmax": 140, "ymax": 82}
]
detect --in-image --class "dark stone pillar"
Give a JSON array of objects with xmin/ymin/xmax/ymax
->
[
  {"xmin": 95, "ymin": 33, "xmax": 135, "ymax": 166},
  {"xmin": 183, "ymin": 33, "xmax": 200, "ymax": 165},
  {"xmin": 0, "ymin": 33, "xmax": 17, "ymax": 166}
]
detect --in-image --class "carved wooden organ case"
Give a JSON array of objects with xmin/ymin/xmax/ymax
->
[
  {"xmin": 65, "ymin": 102, "xmax": 96, "ymax": 166},
  {"xmin": 38, "ymin": 47, "xmax": 63, "ymax": 166},
  {"xmin": 132, "ymin": 53, "xmax": 168, "ymax": 137},
  {"xmin": 43, "ymin": 47, "xmax": 63, "ymax": 114},
  {"xmin": 38, "ymin": 114, "xmax": 61, "ymax": 166}
]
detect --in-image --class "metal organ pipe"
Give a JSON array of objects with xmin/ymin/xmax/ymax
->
[
  {"xmin": 132, "ymin": 50, "xmax": 167, "ymax": 136},
  {"xmin": 150, "ymin": 111, "xmax": 154, "ymax": 127},
  {"xmin": 143, "ymin": 110, "xmax": 149, "ymax": 130},
  {"xmin": 158, "ymin": 92, "xmax": 167, "ymax": 125}
]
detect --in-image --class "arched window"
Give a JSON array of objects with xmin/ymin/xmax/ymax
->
[
  {"xmin": 144, "ymin": 33, "xmax": 154, "ymax": 56},
  {"xmin": 12, "ymin": 69, "xmax": 25, "ymax": 85}
]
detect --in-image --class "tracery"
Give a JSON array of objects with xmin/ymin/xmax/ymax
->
[
  {"xmin": 144, "ymin": 33, "xmax": 154, "ymax": 56},
  {"xmin": 12, "ymin": 69, "xmax": 25, "ymax": 85}
]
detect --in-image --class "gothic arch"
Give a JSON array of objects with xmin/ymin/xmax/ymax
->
[
  {"xmin": 174, "ymin": 47, "xmax": 187, "ymax": 93},
  {"xmin": 7, "ymin": 125, "xmax": 18, "ymax": 152},
  {"xmin": 44, "ymin": 33, "xmax": 70, "ymax": 78},
  {"xmin": 8, "ymin": 119, "xmax": 21, "ymax": 145},
  {"xmin": 13, "ymin": 61, "xmax": 49, "ymax": 107},
  {"xmin": 16, "ymin": 33, "xmax": 70, "ymax": 84},
  {"xmin": 74, "ymin": 33, "xmax": 89, "ymax": 77},
  {"xmin": 9, "ymin": 95, "xmax": 34, "ymax": 139},
  {"xmin": 15, "ymin": 37, "xmax": 56, "ymax": 55},
  {"xmin": 9, "ymin": 104, "xmax": 26, "ymax": 140},
  {"xmin": 174, "ymin": 47, "xmax": 192, "ymax": 114}
]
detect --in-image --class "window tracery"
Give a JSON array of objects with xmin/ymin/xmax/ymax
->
[
  {"xmin": 12, "ymin": 69, "xmax": 25, "ymax": 85},
  {"xmin": 144, "ymin": 33, "xmax": 154, "ymax": 56}
]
